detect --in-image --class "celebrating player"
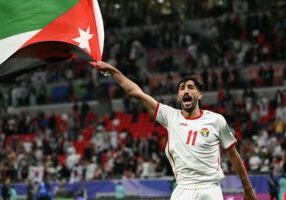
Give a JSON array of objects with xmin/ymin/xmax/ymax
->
[{"xmin": 93, "ymin": 61, "xmax": 257, "ymax": 200}]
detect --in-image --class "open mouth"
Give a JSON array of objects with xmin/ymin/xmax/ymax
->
[
  {"xmin": 182, "ymin": 95, "xmax": 192, "ymax": 102},
  {"xmin": 182, "ymin": 95, "xmax": 193, "ymax": 107}
]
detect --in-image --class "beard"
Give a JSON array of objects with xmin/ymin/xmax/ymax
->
[{"xmin": 179, "ymin": 94, "xmax": 199, "ymax": 112}]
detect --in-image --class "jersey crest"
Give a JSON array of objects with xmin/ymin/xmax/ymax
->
[{"xmin": 200, "ymin": 127, "xmax": 209, "ymax": 138}]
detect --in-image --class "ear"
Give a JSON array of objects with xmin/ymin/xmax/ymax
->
[
  {"xmin": 198, "ymin": 92, "xmax": 202, "ymax": 100},
  {"xmin": 177, "ymin": 94, "xmax": 180, "ymax": 102}
]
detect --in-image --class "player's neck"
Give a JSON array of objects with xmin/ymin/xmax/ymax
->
[{"xmin": 182, "ymin": 107, "xmax": 202, "ymax": 119}]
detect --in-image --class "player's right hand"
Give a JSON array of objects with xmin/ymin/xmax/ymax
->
[{"xmin": 90, "ymin": 61, "xmax": 116, "ymax": 76}]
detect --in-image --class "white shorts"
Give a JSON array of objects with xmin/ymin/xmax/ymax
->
[{"xmin": 170, "ymin": 184, "xmax": 223, "ymax": 200}]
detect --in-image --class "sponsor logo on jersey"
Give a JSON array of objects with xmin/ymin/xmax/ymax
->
[
  {"xmin": 179, "ymin": 123, "xmax": 187, "ymax": 126},
  {"xmin": 200, "ymin": 127, "xmax": 209, "ymax": 137}
]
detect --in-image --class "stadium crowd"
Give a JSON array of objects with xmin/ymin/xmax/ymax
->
[
  {"xmin": 1, "ymin": 83, "xmax": 286, "ymax": 184},
  {"xmin": 1, "ymin": 6, "xmax": 286, "ymax": 107}
]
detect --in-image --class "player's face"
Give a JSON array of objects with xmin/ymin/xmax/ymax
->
[{"xmin": 177, "ymin": 80, "xmax": 202, "ymax": 112}]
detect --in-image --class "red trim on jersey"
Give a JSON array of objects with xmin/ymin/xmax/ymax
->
[
  {"xmin": 181, "ymin": 109, "xmax": 204, "ymax": 120},
  {"xmin": 217, "ymin": 146, "xmax": 221, "ymax": 171},
  {"xmin": 224, "ymin": 141, "xmax": 237, "ymax": 150},
  {"xmin": 154, "ymin": 102, "xmax": 160, "ymax": 120},
  {"xmin": 167, "ymin": 142, "xmax": 175, "ymax": 165},
  {"xmin": 167, "ymin": 141, "xmax": 177, "ymax": 179}
]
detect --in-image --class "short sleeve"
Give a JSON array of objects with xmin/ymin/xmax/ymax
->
[
  {"xmin": 155, "ymin": 103, "xmax": 176, "ymax": 127},
  {"xmin": 218, "ymin": 115, "xmax": 237, "ymax": 149}
]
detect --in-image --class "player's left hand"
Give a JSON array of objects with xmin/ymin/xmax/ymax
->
[{"xmin": 244, "ymin": 187, "xmax": 257, "ymax": 200}]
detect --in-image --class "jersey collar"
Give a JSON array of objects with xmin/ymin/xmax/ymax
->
[{"xmin": 181, "ymin": 109, "xmax": 204, "ymax": 120}]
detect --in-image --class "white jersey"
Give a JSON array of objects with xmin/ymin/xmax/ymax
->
[{"xmin": 155, "ymin": 103, "xmax": 237, "ymax": 189}]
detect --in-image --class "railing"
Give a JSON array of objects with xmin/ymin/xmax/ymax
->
[{"xmin": 0, "ymin": 175, "xmax": 271, "ymax": 200}]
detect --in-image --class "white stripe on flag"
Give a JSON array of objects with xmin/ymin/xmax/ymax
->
[
  {"xmin": 92, "ymin": 0, "xmax": 104, "ymax": 59},
  {"xmin": 0, "ymin": 30, "xmax": 40, "ymax": 64}
]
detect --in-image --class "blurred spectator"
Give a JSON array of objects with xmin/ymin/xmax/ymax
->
[
  {"xmin": 10, "ymin": 187, "xmax": 17, "ymax": 200},
  {"xmin": 27, "ymin": 179, "xmax": 36, "ymax": 200},
  {"xmin": 65, "ymin": 146, "xmax": 81, "ymax": 171},
  {"xmin": 35, "ymin": 178, "xmax": 52, "ymax": 200},
  {"xmin": 275, "ymin": 103, "xmax": 286, "ymax": 122},
  {"xmin": 248, "ymin": 153, "xmax": 262, "ymax": 172},
  {"xmin": 115, "ymin": 181, "xmax": 125, "ymax": 200},
  {"xmin": 2, "ymin": 178, "xmax": 11, "ymax": 200},
  {"xmin": 74, "ymin": 186, "xmax": 87, "ymax": 200},
  {"xmin": 272, "ymin": 116, "xmax": 285, "ymax": 137},
  {"xmin": 268, "ymin": 171, "xmax": 278, "ymax": 200},
  {"xmin": 272, "ymin": 155, "xmax": 284, "ymax": 177},
  {"xmin": 258, "ymin": 94, "xmax": 269, "ymax": 118},
  {"xmin": 138, "ymin": 157, "xmax": 157, "ymax": 178},
  {"xmin": 279, "ymin": 173, "xmax": 286, "ymax": 200}
]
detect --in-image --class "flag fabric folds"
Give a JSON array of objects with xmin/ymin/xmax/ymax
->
[{"xmin": 0, "ymin": 0, "xmax": 104, "ymax": 83}]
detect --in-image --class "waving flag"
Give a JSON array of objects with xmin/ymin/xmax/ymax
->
[{"xmin": 0, "ymin": 0, "xmax": 104, "ymax": 82}]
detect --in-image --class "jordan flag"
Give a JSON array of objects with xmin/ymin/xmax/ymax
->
[{"xmin": 0, "ymin": 0, "xmax": 104, "ymax": 83}]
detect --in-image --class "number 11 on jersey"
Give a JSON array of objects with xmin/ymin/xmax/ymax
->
[{"xmin": 186, "ymin": 130, "xmax": 198, "ymax": 145}]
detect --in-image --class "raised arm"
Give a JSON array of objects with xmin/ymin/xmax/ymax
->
[
  {"xmin": 93, "ymin": 61, "xmax": 158, "ymax": 117},
  {"xmin": 226, "ymin": 145, "xmax": 257, "ymax": 200}
]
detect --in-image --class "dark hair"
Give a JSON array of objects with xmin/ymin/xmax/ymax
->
[{"xmin": 177, "ymin": 75, "xmax": 204, "ymax": 92}]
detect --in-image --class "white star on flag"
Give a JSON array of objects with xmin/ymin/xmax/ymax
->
[{"xmin": 73, "ymin": 27, "xmax": 94, "ymax": 53}]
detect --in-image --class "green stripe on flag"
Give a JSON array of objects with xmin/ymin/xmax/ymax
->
[{"xmin": 0, "ymin": 0, "xmax": 78, "ymax": 39}]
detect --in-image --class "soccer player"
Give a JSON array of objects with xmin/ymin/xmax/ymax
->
[{"xmin": 93, "ymin": 61, "xmax": 257, "ymax": 200}]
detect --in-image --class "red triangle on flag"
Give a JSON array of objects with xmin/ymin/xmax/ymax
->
[{"xmin": 23, "ymin": 0, "xmax": 102, "ymax": 61}]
